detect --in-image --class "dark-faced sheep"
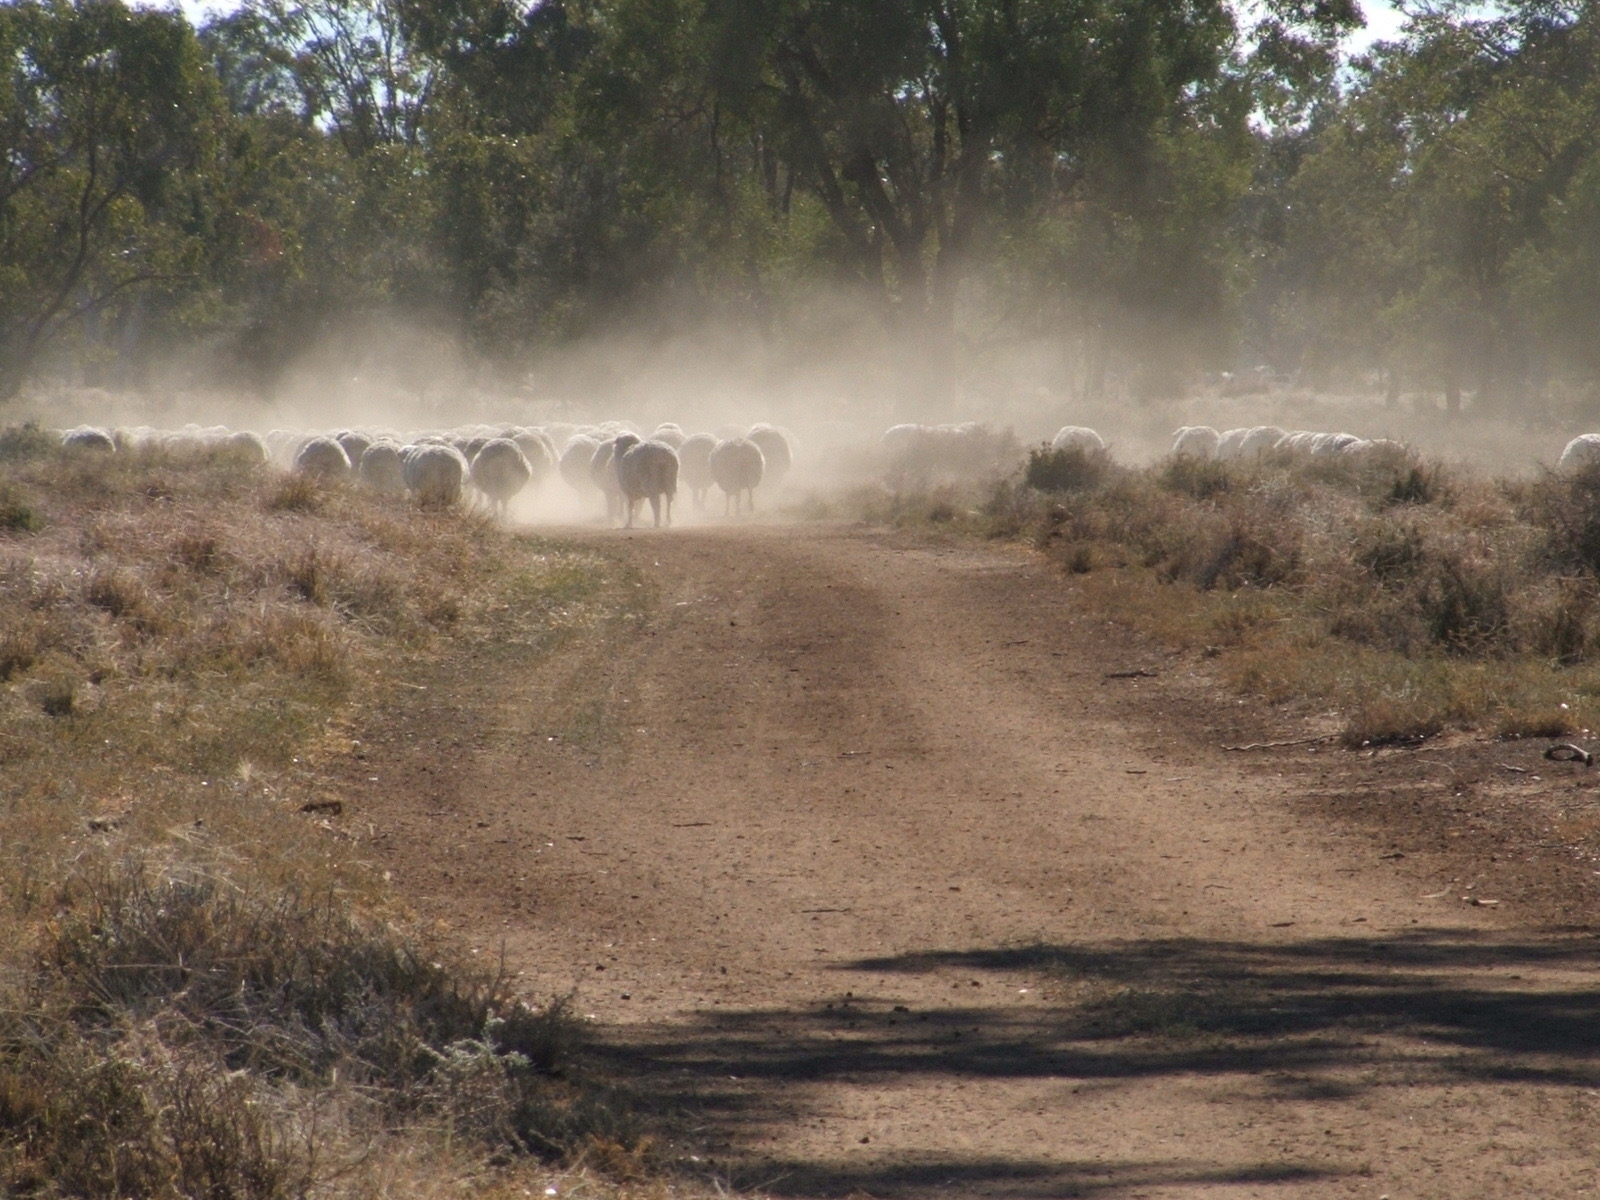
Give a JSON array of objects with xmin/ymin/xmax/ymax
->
[
  {"xmin": 470, "ymin": 438, "xmax": 534, "ymax": 518},
  {"xmin": 403, "ymin": 442, "xmax": 468, "ymax": 507},
  {"xmin": 678, "ymin": 432, "xmax": 717, "ymax": 510},
  {"xmin": 294, "ymin": 436, "xmax": 352, "ymax": 480},
  {"xmin": 709, "ymin": 437, "xmax": 764, "ymax": 515},
  {"xmin": 612, "ymin": 434, "xmax": 680, "ymax": 528}
]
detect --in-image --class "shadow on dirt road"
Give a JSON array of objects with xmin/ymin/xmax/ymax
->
[{"xmin": 595, "ymin": 928, "xmax": 1600, "ymax": 1195}]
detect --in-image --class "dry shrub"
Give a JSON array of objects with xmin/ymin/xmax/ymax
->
[
  {"xmin": 0, "ymin": 857, "xmax": 614, "ymax": 1193},
  {"xmin": 45, "ymin": 862, "xmax": 571, "ymax": 1088},
  {"xmin": 0, "ymin": 427, "xmax": 655, "ymax": 1196},
  {"xmin": 1024, "ymin": 444, "xmax": 1112, "ymax": 493},
  {"xmin": 1159, "ymin": 455, "xmax": 1235, "ymax": 500},
  {"xmin": 906, "ymin": 444, "xmax": 1600, "ymax": 739}
]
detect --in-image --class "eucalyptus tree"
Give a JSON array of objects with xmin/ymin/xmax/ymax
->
[{"xmin": 0, "ymin": 0, "xmax": 222, "ymax": 400}]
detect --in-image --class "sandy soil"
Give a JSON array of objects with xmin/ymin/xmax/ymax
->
[{"xmin": 332, "ymin": 522, "xmax": 1600, "ymax": 1198}]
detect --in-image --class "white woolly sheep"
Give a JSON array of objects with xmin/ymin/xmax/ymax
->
[
  {"xmin": 612, "ymin": 434, "xmax": 680, "ymax": 528},
  {"xmin": 1311, "ymin": 432, "xmax": 1362, "ymax": 456},
  {"xmin": 1217, "ymin": 425, "xmax": 1286, "ymax": 462},
  {"xmin": 1050, "ymin": 426, "xmax": 1105, "ymax": 454},
  {"xmin": 62, "ymin": 426, "xmax": 116, "ymax": 452},
  {"xmin": 651, "ymin": 423, "xmax": 688, "ymax": 450},
  {"xmin": 294, "ymin": 436, "xmax": 352, "ymax": 480},
  {"xmin": 335, "ymin": 430, "xmax": 373, "ymax": 464},
  {"xmin": 511, "ymin": 429, "xmax": 557, "ymax": 483},
  {"xmin": 359, "ymin": 441, "xmax": 408, "ymax": 494},
  {"xmin": 747, "ymin": 424, "xmax": 794, "ymax": 484},
  {"xmin": 225, "ymin": 430, "xmax": 270, "ymax": 463},
  {"xmin": 1559, "ymin": 435, "xmax": 1600, "ymax": 473},
  {"xmin": 1171, "ymin": 426, "xmax": 1220, "ymax": 460},
  {"xmin": 559, "ymin": 434, "xmax": 601, "ymax": 496},
  {"xmin": 678, "ymin": 432, "xmax": 717, "ymax": 510},
  {"xmin": 589, "ymin": 437, "xmax": 627, "ymax": 524},
  {"xmin": 709, "ymin": 437, "xmax": 765, "ymax": 515},
  {"xmin": 470, "ymin": 438, "xmax": 534, "ymax": 518},
  {"xmin": 403, "ymin": 442, "xmax": 468, "ymax": 506}
]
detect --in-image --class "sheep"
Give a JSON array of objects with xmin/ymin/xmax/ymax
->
[
  {"xmin": 747, "ymin": 424, "xmax": 794, "ymax": 484},
  {"xmin": 335, "ymin": 430, "xmax": 373, "ymax": 464},
  {"xmin": 264, "ymin": 429, "xmax": 302, "ymax": 466},
  {"xmin": 651, "ymin": 423, "xmax": 688, "ymax": 450},
  {"xmin": 470, "ymin": 438, "xmax": 534, "ymax": 518},
  {"xmin": 403, "ymin": 442, "xmax": 468, "ymax": 506},
  {"xmin": 1311, "ymin": 431, "xmax": 1362, "ymax": 456},
  {"xmin": 1171, "ymin": 425, "xmax": 1220, "ymax": 460},
  {"xmin": 1239, "ymin": 425, "xmax": 1288, "ymax": 458},
  {"xmin": 1217, "ymin": 425, "xmax": 1287, "ymax": 462},
  {"xmin": 294, "ymin": 436, "xmax": 352, "ymax": 480},
  {"xmin": 612, "ymin": 434, "xmax": 680, "ymax": 528},
  {"xmin": 224, "ymin": 430, "xmax": 271, "ymax": 463},
  {"xmin": 1559, "ymin": 435, "xmax": 1600, "ymax": 473},
  {"xmin": 511, "ymin": 429, "xmax": 558, "ymax": 484},
  {"xmin": 589, "ymin": 437, "xmax": 627, "ymax": 524},
  {"xmin": 709, "ymin": 437, "xmax": 765, "ymax": 515},
  {"xmin": 677, "ymin": 433, "xmax": 717, "ymax": 511},
  {"xmin": 559, "ymin": 434, "xmax": 601, "ymax": 496},
  {"xmin": 1050, "ymin": 425, "xmax": 1106, "ymax": 454},
  {"xmin": 62, "ymin": 426, "xmax": 116, "ymax": 452},
  {"xmin": 359, "ymin": 441, "xmax": 408, "ymax": 494}
]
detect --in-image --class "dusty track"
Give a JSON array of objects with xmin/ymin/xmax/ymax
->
[{"xmin": 344, "ymin": 524, "xmax": 1600, "ymax": 1198}]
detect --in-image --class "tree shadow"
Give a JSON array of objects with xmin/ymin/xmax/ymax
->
[{"xmin": 594, "ymin": 927, "xmax": 1600, "ymax": 1195}]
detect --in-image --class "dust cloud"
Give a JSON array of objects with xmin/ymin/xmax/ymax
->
[{"xmin": 14, "ymin": 300, "xmax": 1589, "ymax": 525}]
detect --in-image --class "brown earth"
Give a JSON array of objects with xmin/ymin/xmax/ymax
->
[{"xmin": 330, "ymin": 522, "xmax": 1600, "ymax": 1198}]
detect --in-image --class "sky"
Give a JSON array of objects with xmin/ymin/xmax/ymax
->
[{"xmin": 1351, "ymin": 1, "xmax": 1410, "ymax": 50}]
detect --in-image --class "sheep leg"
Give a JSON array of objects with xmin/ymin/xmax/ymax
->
[{"xmin": 649, "ymin": 495, "xmax": 661, "ymax": 528}]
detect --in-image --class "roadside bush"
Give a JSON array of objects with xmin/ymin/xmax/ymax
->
[
  {"xmin": 1159, "ymin": 456, "xmax": 1234, "ymax": 500},
  {"xmin": 1025, "ymin": 444, "xmax": 1111, "ymax": 493}
]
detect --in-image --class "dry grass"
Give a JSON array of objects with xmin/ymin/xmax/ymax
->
[
  {"xmin": 855, "ymin": 447, "xmax": 1600, "ymax": 747},
  {"xmin": 0, "ymin": 427, "xmax": 695, "ymax": 1198}
]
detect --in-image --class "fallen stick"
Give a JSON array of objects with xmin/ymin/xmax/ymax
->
[
  {"xmin": 1221, "ymin": 736, "xmax": 1336, "ymax": 751},
  {"xmin": 1104, "ymin": 669, "xmax": 1158, "ymax": 680}
]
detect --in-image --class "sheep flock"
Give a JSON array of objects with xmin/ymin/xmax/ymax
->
[
  {"xmin": 47, "ymin": 418, "xmax": 1600, "ymax": 529},
  {"xmin": 50, "ymin": 419, "xmax": 797, "ymax": 530}
]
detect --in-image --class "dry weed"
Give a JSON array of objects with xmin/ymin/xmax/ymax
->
[{"xmin": 0, "ymin": 431, "xmax": 659, "ymax": 1197}]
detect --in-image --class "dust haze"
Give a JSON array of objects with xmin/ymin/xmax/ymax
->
[{"xmin": 16, "ymin": 293, "xmax": 1588, "ymax": 518}]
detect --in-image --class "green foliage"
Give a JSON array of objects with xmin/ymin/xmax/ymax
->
[{"xmin": 6, "ymin": 0, "xmax": 1600, "ymax": 408}]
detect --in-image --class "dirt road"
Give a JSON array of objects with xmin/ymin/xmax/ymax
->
[{"xmin": 348, "ymin": 523, "xmax": 1600, "ymax": 1198}]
